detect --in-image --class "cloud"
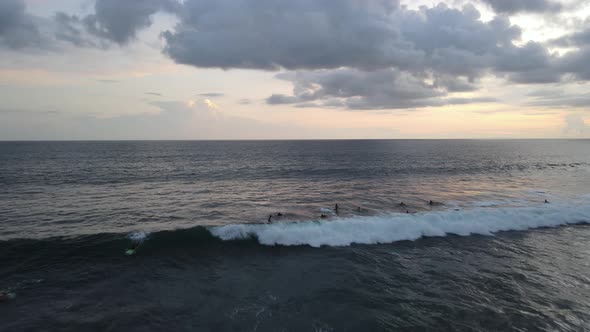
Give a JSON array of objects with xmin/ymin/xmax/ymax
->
[
  {"xmin": 53, "ymin": 0, "xmax": 181, "ymax": 47},
  {"xmin": 5, "ymin": 0, "xmax": 590, "ymax": 113},
  {"xmin": 198, "ymin": 92, "xmax": 224, "ymax": 97},
  {"xmin": 162, "ymin": 0, "xmax": 406, "ymax": 71},
  {"xmin": 161, "ymin": 1, "xmax": 524, "ymax": 77},
  {"xmin": 82, "ymin": 0, "xmax": 180, "ymax": 45},
  {"xmin": 551, "ymin": 25, "xmax": 590, "ymax": 48},
  {"xmin": 266, "ymin": 68, "xmax": 497, "ymax": 110},
  {"xmin": 54, "ymin": 12, "xmax": 106, "ymax": 48},
  {"xmin": 550, "ymin": 23, "xmax": 590, "ymax": 82},
  {"xmin": 145, "ymin": 92, "xmax": 163, "ymax": 96},
  {"xmin": 158, "ymin": 1, "xmax": 590, "ymax": 85},
  {"xmin": 479, "ymin": 0, "xmax": 562, "ymax": 14},
  {"xmin": 158, "ymin": 1, "xmax": 580, "ymax": 109},
  {"xmin": 526, "ymin": 89, "xmax": 590, "ymax": 108},
  {"xmin": 0, "ymin": 0, "xmax": 45, "ymax": 49},
  {"xmin": 45, "ymin": 1, "xmax": 590, "ymax": 88}
]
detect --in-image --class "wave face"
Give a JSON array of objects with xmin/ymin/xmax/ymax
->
[{"xmin": 210, "ymin": 203, "xmax": 590, "ymax": 247}]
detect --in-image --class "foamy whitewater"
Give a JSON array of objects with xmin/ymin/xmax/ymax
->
[{"xmin": 210, "ymin": 201, "xmax": 590, "ymax": 247}]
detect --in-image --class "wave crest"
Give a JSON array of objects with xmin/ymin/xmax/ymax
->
[{"xmin": 209, "ymin": 203, "xmax": 590, "ymax": 247}]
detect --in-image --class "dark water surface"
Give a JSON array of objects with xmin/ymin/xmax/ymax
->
[{"xmin": 1, "ymin": 140, "xmax": 590, "ymax": 331}]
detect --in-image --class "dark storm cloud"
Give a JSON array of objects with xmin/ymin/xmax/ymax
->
[
  {"xmin": 479, "ymin": 0, "xmax": 562, "ymax": 14},
  {"xmin": 0, "ymin": 0, "xmax": 44, "ymax": 49}
]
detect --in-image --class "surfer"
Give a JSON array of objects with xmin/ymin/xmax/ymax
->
[
  {"xmin": 268, "ymin": 215, "xmax": 273, "ymax": 223},
  {"xmin": 125, "ymin": 241, "xmax": 142, "ymax": 255},
  {"xmin": 334, "ymin": 204, "xmax": 339, "ymax": 213},
  {"xmin": 277, "ymin": 212, "xmax": 283, "ymax": 217},
  {"xmin": 320, "ymin": 214, "xmax": 328, "ymax": 219},
  {"xmin": 429, "ymin": 200, "xmax": 434, "ymax": 206},
  {"xmin": 357, "ymin": 206, "xmax": 361, "ymax": 212},
  {"xmin": 544, "ymin": 199, "xmax": 549, "ymax": 203},
  {"xmin": 399, "ymin": 202, "xmax": 406, "ymax": 206}
]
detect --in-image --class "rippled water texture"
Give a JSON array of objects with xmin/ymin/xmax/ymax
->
[
  {"xmin": 1, "ymin": 140, "xmax": 589, "ymax": 331},
  {"xmin": 1, "ymin": 140, "xmax": 589, "ymax": 238}
]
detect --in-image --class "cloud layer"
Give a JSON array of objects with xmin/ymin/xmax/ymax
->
[
  {"xmin": 2, "ymin": 0, "xmax": 590, "ymax": 111},
  {"xmin": 0, "ymin": 0, "xmax": 44, "ymax": 49},
  {"xmin": 267, "ymin": 68, "xmax": 496, "ymax": 110},
  {"xmin": 479, "ymin": 0, "xmax": 562, "ymax": 13}
]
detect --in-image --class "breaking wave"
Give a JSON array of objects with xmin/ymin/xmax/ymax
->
[{"xmin": 209, "ymin": 202, "xmax": 590, "ymax": 247}]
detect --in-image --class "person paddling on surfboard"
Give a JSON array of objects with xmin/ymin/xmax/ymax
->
[{"xmin": 125, "ymin": 241, "xmax": 141, "ymax": 255}]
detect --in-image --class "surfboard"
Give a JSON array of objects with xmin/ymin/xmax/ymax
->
[{"xmin": 125, "ymin": 242, "xmax": 142, "ymax": 255}]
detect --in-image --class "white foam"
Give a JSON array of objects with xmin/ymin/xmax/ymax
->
[
  {"xmin": 209, "ymin": 203, "xmax": 590, "ymax": 247},
  {"xmin": 320, "ymin": 207, "xmax": 335, "ymax": 214},
  {"xmin": 127, "ymin": 231, "xmax": 149, "ymax": 242}
]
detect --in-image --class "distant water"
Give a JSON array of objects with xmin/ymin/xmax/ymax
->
[{"xmin": 1, "ymin": 140, "xmax": 590, "ymax": 331}]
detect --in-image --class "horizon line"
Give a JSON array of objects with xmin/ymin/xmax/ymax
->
[{"xmin": 1, "ymin": 138, "xmax": 588, "ymax": 142}]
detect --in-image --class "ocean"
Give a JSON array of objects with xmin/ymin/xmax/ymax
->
[{"xmin": 1, "ymin": 140, "xmax": 589, "ymax": 331}]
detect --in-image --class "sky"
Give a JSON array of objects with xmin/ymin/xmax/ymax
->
[{"xmin": 0, "ymin": 0, "xmax": 589, "ymax": 139}]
